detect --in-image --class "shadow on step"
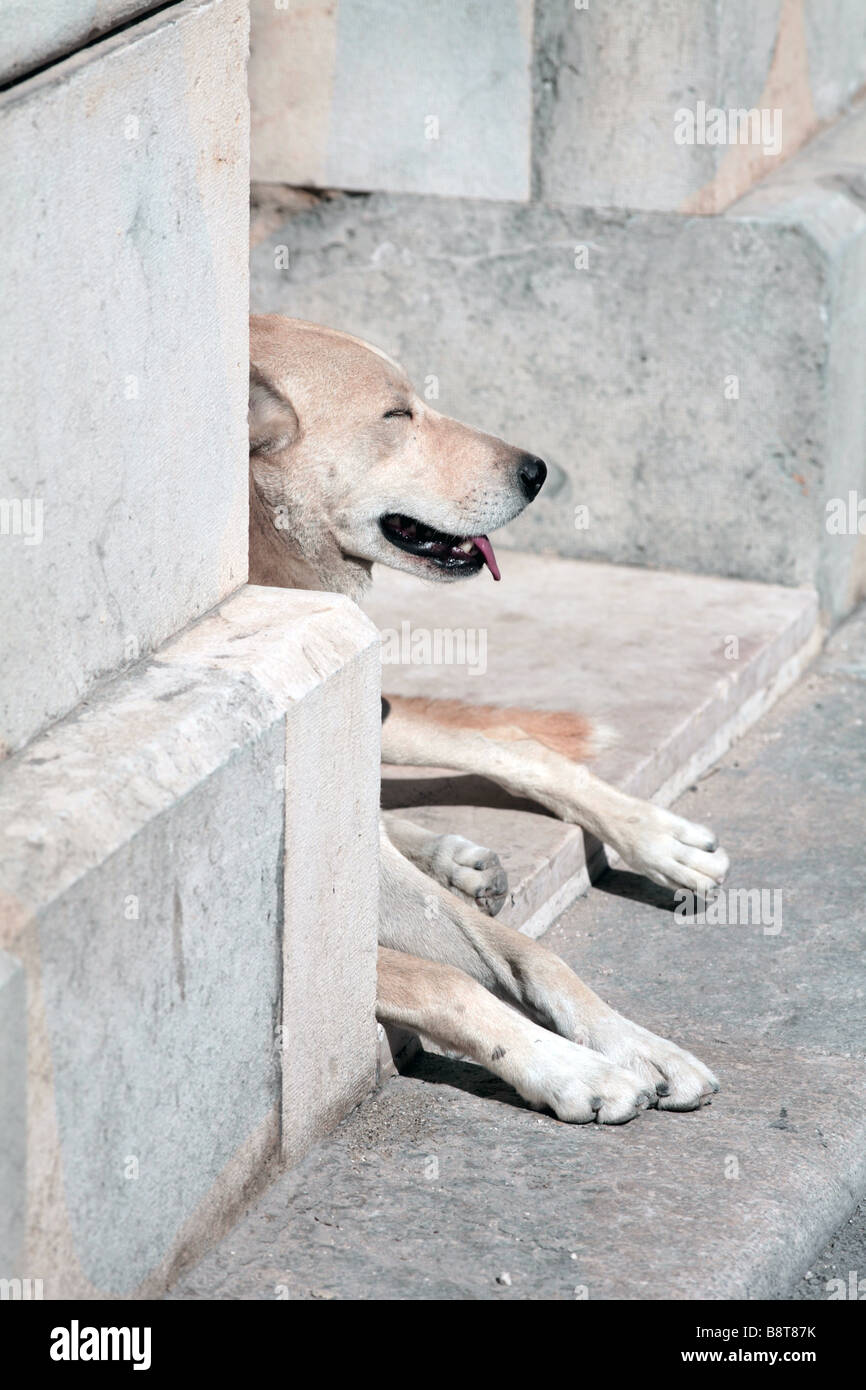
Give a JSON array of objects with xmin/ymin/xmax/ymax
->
[
  {"xmin": 402, "ymin": 1050, "xmax": 536, "ymax": 1114},
  {"xmin": 594, "ymin": 868, "xmax": 680, "ymax": 912},
  {"xmin": 381, "ymin": 771, "xmax": 553, "ymax": 817}
]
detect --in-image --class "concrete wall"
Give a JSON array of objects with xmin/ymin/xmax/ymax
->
[
  {"xmin": 0, "ymin": 587, "xmax": 381, "ymax": 1298},
  {"xmin": 250, "ymin": 0, "xmax": 534, "ymax": 198},
  {"xmin": 534, "ymin": 0, "xmax": 866, "ymax": 213},
  {"xmin": 249, "ymin": 0, "xmax": 866, "ymax": 213},
  {"xmin": 0, "ymin": 0, "xmax": 250, "ymax": 756}
]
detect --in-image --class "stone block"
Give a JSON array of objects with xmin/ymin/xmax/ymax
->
[
  {"xmin": 533, "ymin": 0, "xmax": 866, "ymax": 213},
  {"xmin": 0, "ymin": 0, "xmax": 250, "ymax": 755},
  {"xmin": 248, "ymin": 0, "xmax": 866, "ymax": 212},
  {"xmin": 0, "ymin": 585, "xmax": 381, "ymax": 1297},
  {"xmin": 250, "ymin": 0, "xmax": 533, "ymax": 199}
]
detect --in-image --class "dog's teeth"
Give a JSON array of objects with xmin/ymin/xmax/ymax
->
[{"xmin": 457, "ymin": 540, "xmax": 475, "ymax": 554}]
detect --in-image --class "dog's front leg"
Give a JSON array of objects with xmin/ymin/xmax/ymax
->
[
  {"xmin": 377, "ymin": 947, "xmax": 657, "ymax": 1124},
  {"xmin": 382, "ymin": 812, "xmax": 508, "ymax": 915},
  {"xmin": 381, "ymin": 697, "xmax": 729, "ymax": 893},
  {"xmin": 379, "ymin": 826, "xmax": 719, "ymax": 1111}
]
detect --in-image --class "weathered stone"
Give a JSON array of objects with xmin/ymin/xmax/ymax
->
[
  {"xmin": 0, "ymin": 1, "xmax": 153, "ymax": 84},
  {"xmin": 248, "ymin": 0, "xmax": 866, "ymax": 212},
  {"xmin": 534, "ymin": 0, "xmax": 866, "ymax": 212},
  {"xmin": 0, "ymin": 0, "xmax": 250, "ymax": 755},
  {"xmin": 0, "ymin": 586, "xmax": 381, "ymax": 1297},
  {"xmin": 534, "ymin": 0, "xmax": 781, "ymax": 212},
  {"xmin": 0, "ymin": 952, "xmax": 26, "ymax": 1278},
  {"xmin": 250, "ymin": 0, "xmax": 533, "ymax": 199},
  {"xmin": 168, "ymin": 1045, "xmax": 866, "ymax": 1301}
]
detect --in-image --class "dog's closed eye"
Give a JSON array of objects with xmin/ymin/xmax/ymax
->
[{"xmin": 383, "ymin": 406, "xmax": 413, "ymax": 420}]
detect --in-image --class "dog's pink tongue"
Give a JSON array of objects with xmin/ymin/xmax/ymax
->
[{"xmin": 472, "ymin": 535, "xmax": 501, "ymax": 581}]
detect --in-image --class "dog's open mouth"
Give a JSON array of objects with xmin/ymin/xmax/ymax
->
[{"xmin": 379, "ymin": 514, "xmax": 501, "ymax": 580}]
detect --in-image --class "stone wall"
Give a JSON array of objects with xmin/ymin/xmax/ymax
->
[{"xmin": 0, "ymin": 0, "xmax": 383, "ymax": 1299}]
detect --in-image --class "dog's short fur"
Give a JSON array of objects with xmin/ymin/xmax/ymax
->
[{"xmin": 249, "ymin": 314, "xmax": 730, "ymax": 1123}]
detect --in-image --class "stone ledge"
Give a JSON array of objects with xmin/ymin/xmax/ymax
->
[{"xmin": 0, "ymin": 584, "xmax": 382, "ymax": 1298}]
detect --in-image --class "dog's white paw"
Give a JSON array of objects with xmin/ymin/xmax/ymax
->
[
  {"xmin": 591, "ymin": 1014, "xmax": 720, "ymax": 1112},
  {"xmin": 607, "ymin": 801, "xmax": 729, "ymax": 893},
  {"xmin": 515, "ymin": 1032, "xmax": 654, "ymax": 1124},
  {"xmin": 429, "ymin": 834, "xmax": 508, "ymax": 916}
]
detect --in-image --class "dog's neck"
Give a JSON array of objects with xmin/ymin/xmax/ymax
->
[{"xmin": 248, "ymin": 470, "xmax": 372, "ymax": 599}]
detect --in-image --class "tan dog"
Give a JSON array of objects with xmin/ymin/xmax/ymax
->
[{"xmin": 250, "ymin": 314, "xmax": 729, "ymax": 1123}]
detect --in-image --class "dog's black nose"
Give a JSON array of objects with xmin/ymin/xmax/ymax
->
[{"xmin": 518, "ymin": 455, "xmax": 547, "ymax": 501}]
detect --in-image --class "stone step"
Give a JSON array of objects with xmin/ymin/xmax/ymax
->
[
  {"xmin": 533, "ymin": 0, "xmax": 866, "ymax": 213},
  {"xmin": 165, "ymin": 602, "xmax": 866, "ymax": 1303},
  {"xmin": 362, "ymin": 553, "xmax": 820, "ymax": 943},
  {"xmin": 0, "ymin": 0, "xmax": 249, "ymax": 756},
  {"xmin": 249, "ymin": 0, "xmax": 866, "ymax": 212},
  {"xmin": 0, "ymin": 585, "xmax": 381, "ymax": 1299},
  {"xmin": 250, "ymin": 98, "xmax": 866, "ymax": 625}
]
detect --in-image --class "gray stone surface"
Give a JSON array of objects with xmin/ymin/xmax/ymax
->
[
  {"xmin": 545, "ymin": 604, "xmax": 866, "ymax": 1065},
  {"xmin": 279, "ymin": 651, "xmax": 383, "ymax": 1168},
  {"xmin": 534, "ymin": 0, "xmax": 866, "ymax": 213},
  {"xmin": 787, "ymin": 1200, "xmax": 866, "ymax": 1299},
  {"xmin": 0, "ymin": 585, "xmax": 382, "ymax": 1298},
  {"xmin": 248, "ymin": 0, "xmax": 866, "ymax": 213},
  {"xmin": 250, "ymin": 0, "xmax": 533, "ymax": 199},
  {"xmin": 363, "ymin": 553, "xmax": 818, "ymax": 937},
  {"xmin": 534, "ymin": 0, "xmax": 774, "ymax": 213},
  {"xmin": 803, "ymin": 1, "xmax": 866, "ymax": 122},
  {"xmin": 250, "ymin": 101, "xmax": 866, "ymax": 623},
  {"xmin": 169, "ymin": 1046, "xmax": 866, "ymax": 1301},
  {"xmin": 38, "ymin": 722, "xmax": 285, "ymax": 1297},
  {"xmin": 0, "ymin": 0, "xmax": 250, "ymax": 755},
  {"xmin": 0, "ymin": 952, "xmax": 25, "ymax": 1277},
  {"xmin": 167, "ymin": 603, "xmax": 866, "ymax": 1302},
  {"xmin": 0, "ymin": 1, "xmax": 155, "ymax": 85}
]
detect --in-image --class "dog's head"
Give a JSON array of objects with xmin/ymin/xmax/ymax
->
[{"xmin": 249, "ymin": 315, "xmax": 546, "ymax": 594}]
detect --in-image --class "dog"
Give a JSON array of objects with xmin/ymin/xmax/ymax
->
[{"xmin": 249, "ymin": 313, "xmax": 730, "ymax": 1123}]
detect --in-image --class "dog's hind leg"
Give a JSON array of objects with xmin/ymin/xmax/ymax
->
[
  {"xmin": 379, "ymin": 825, "xmax": 719, "ymax": 1112},
  {"xmin": 383, "ymin": 812, "xmax": 508, "ymax": 916},
  {"xmin": 377, "ymin": 947, "xmax": 655, "ymax": 1124}
]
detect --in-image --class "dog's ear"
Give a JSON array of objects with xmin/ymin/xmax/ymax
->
[{"xmin": 249, "ymin": 365, "xmax": 299, "ymax": 456}]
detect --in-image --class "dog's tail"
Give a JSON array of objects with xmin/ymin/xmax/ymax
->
[{"xmin": 383, "ymin": 695, "xmax": 614, "ymax": 762}]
